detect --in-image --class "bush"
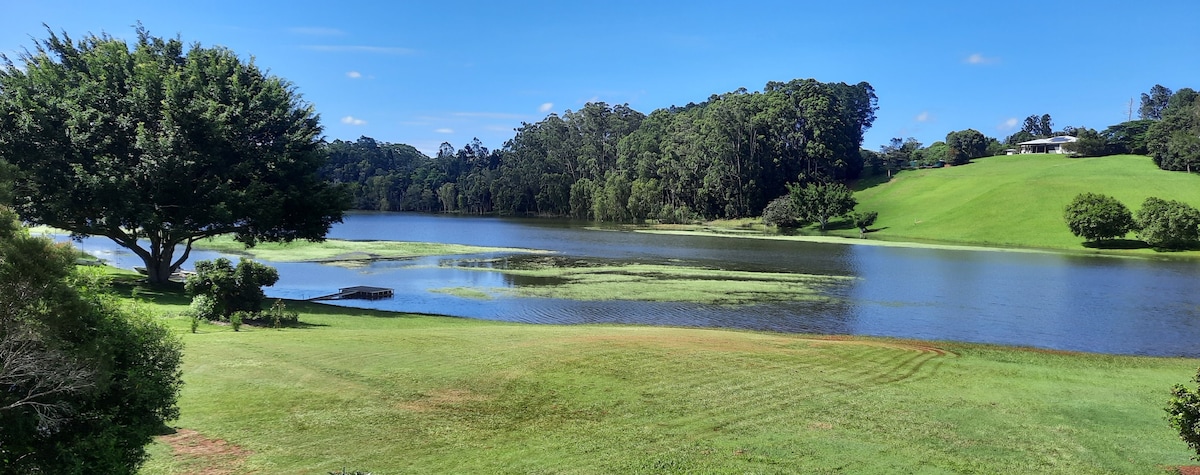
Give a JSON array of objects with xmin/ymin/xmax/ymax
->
[
  {"xmin": 1063, "ymin": 193, "xmax": 1135, "ymax": 242},
  {"xmin": 185, "ymin": 258, "xmax": 279, "ymax": 319},
  {"xmin": 1167, "ymin": 367, "xmax": 1200, "ymax": 459},
  {"xmin": 762, "ymin": 195, "xmax": 803, "ymax": 228},
  {"xmin": 1135, "ymin": 197, "xmax": 1200, "ymax": 249},
  {"xmin": 851, "ymin": 211, "xmax": 878, "ymax": 234},
  {"xmin": 657, "ymin": 203, "xmax": 700, "ymax": 225},
  {"xmin": 230, "ymin": 311, "xmax": 247, "ymax": 332},
  {"xmin": 265, "ymin": 299, "xmax": 300, "ymax": 328},
  {"xmin": 189, "ymin": 294, "xmax": 221, "ymax": 321}
]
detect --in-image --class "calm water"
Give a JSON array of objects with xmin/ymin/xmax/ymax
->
[{"xmin": 57, "ymin": 212, "xmax": 1200, "ymax": 357}]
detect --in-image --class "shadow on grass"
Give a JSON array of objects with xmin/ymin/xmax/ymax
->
[
  {"xmin": 111, "ymin": 280, "xmax": 192, "ymax": 306},
  {"xmin": 1082, "ymin": 239, "xmax": 1150, "ymax": 250}
]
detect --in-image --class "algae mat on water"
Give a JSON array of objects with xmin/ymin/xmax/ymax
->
[
  {"xmin": 438, "ymin": 257, "xmax": 851, "ymax": 304},
  {"xmin": 192, "ymin": 235, "xmax": 548, "ymax": 264},
  {"xmin": 135, "ymin": 298, "xmax": 1200, "ymax": 474}
]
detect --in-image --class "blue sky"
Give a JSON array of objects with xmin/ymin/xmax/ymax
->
[{"xmin": 4, "ymin": 1, "xmax": 1197, "ymax": 156}]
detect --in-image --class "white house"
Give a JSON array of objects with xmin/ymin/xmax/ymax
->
[{"xmin": 1017, "ymin": 136, "xmax": 1078, "ymax": 154}]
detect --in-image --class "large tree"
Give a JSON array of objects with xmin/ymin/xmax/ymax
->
[
  {"xmin": 0, "ymin": 27, "xmax": 348, "ymax": 282},
  {"xmin": 945, "ymin": 129, "xmax": 989, "ymax": 165},
  {"xmin": 1140, "ymin": 84, "xmax": 1174, "ymax": 120}
]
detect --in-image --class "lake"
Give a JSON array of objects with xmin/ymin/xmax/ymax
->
[{"xmin": 59, "ymin": 212, "xmax": 1200, "ymax": 357}]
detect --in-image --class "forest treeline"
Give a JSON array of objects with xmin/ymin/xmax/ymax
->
[{"xmin": 319, "ymin": 79, "xmax": 878, "ymax": 221}]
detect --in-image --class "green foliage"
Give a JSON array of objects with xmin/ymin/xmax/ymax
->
[
  {"xmin": 1147, "ymin": 87, "xmax": 1200, "ymax": 172},
  {"xmin": 0, "ymin": 26, "xmax": 347, "ymax": 283},
  {"xmin": 185, "ymin": 258, "xmax": 280, "ymax": 320},
  {"xmin": 189, "ymin": 294, "xmax": 221, "ymax": 321},
  {"xmin": 1167, "ymin": 367, "xmax": 1200, "ymax": 459},
  {"xmin": 1102, "ymin": 120, "xmax": 1155, "ymax": 155},
  {"xmin": 788, "ymin": 182, "xmax": 856, "ymax": 231},
  {"xmin": 318, "ymin": 80, "xmax": 876, "ymax": 223},
  {"xmin": 1135, "ymin": 197, "xmax": 1200, "ymax": 248},
  {"xmin": 761, "ymin": 195, "xmax": 804, "ymax": 228},
  {"xmin": 851, "ymin": 210, "xmax": 878, "ymax": 233},
  {"xmin": 945, "ymin": 129, "xmax": 989, "ymax": 165},
  {"xmin": 1061, "ymin": 128, "xmax": 1110, "ymax": 157},
  {"xmin": 0, "ymin": 208, "xmax": 182, "ymax": 474},
  {"xmin": 265, "ymin": 299, "xmax": 299, "ymax": 328},
  {"xmin": 230, "ymin": 311, "xmax": 246, "ymax": 332},
  {"xmin": 1140, "ymin": 84, "xmax": 1174, "ymax": 120},
  {"xmin": 1062, "ymin": 193, "xmax": 1135, "ymax": 242}
]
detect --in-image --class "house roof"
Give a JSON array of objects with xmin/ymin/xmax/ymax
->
[{"xmin": 1018, "ymin": 136, "xmax": 1078, "ymax": 146}]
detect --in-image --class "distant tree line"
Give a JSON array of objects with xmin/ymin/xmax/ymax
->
[{"xmin": 319, "ymin": 79, "xmax": 878, "ymax": 222}]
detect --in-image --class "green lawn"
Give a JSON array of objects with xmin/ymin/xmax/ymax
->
[
  {"xmin": 853, "ymin": 154, "xmax": 1200, "ymax": 253},
  {"xmin": 126, "ymin": 286, "xmax": 1200, "ymax": 474}
]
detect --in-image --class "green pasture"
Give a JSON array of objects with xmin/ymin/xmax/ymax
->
[
  {"xmin": 852, "ymin": 154, "xmax": 1200, "ymax": 253},
  {"xmin": 120, "ymin": 285, "xmax": 1199, "ymax": 474}
]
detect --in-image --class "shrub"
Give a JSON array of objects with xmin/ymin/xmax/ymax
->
[
  {"xmin": 185, "ymin": 258, "xmax": 279, "ymax": 319},
  {"xmin": 189, "ymin": 294, "xmax": 221, "ymax": 321},
  {"xmin": 230, "ymin": 311, "xmax": 247, "ymax": 332},
  {"xmin": 265, "ymin": 299, "xmax": 299, "ymax": 328},
  {"xmin": 851, "ymin": 211, "xmax": 879, "ymax": 235},
  {"xmin": 762, "ymin": 195, "xmax": 803, "ymax": 228},
  {"xmin": 1135, "ymin": 197, "xmax": 1200, "ymax": 249},
  {"xmin": 1063, "ymin": 193, "xmax": 1135, "ymax": 242},
  {"xmin": 1167, "ymin": 367, "xmax": 1200, "ymax": 459}
]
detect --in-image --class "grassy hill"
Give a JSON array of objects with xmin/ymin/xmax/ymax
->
[
  {"xmin": 853, "ymin": 154, "xmax": 1200, "ymax": 253},
  {"xmin": 124, "ymin": 285, "xmax": 1199, "ymax": 474}
]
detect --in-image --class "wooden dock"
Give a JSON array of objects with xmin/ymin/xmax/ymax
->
[{"xmin": 310, "ymin": 286, "xmax": 394, "ymax": 301}]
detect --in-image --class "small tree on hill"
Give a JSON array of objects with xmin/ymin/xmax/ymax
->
[
  {"xmin": 1063, "ymin": 193, "xmax": 1135, "ymax": 242},
  {"xmin": 185, "ymin": 258, "xmax": 280, "ymax": 320},
  {"xmin": 1167, "ymin": 367, "xmax": 1200, "ymax": 459},
  {"xmin": 788, "ymin": 182, "xmax": 856, "ymax": 231},
  {"xmin": 1135, "ymin": 197, "xmax": 1200, "ymax": 249},
  {"xmin": 851, "ymin": 211, "xmax": 878, "ymax": 237},
  {"xmin": 762, "ymin": 195, "xmax": 804, "ymax": 228}
]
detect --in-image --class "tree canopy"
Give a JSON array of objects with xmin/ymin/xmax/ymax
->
[
  {"xmin": 1062, "ymin": 193, "xmax": 1135, "ymax": 242},
  {"xmin": 317, "ymin": 79, "xmax": 877, "ymax": 222},
  {"xmin": 0, "ymin": 27, "xmax": 348, "ymax": 282}
]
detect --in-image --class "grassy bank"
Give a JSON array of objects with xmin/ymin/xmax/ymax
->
[
  {"xmin": 645, "ymin": 154, "xmax": 1200, "ymax": 258},
  {"xmin": 853, "ymin": 154, "xmax": 1200, "ymax": 253},
  {"xmin": 122, "ymin": 285, "xmax": 1199, "ymax": 474}
]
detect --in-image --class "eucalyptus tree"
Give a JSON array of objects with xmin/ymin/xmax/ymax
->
[{"xmin": 0, "ymin": 27, "xmax": 347, "ymax": 283}]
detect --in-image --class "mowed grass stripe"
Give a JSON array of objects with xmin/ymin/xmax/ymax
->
[{"xmin": 138, "ymin": 301, "xmax": 1200, "ymax": 474}]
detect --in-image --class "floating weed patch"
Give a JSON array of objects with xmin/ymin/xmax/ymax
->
[
  {"xmin": 448, "ymin": 258, "xmax": 851, "ymax": 305},
  {"xmin": 192, "ymin": 235, "xmax": 548, "ymax": 263},
  {"xmin": 430, "ymin": 287, "xmax": 494, "ymax": 300}
]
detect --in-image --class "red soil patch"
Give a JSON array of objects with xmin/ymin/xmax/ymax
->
[
  {"xmin": 1175, "ymin": 466, "xmax": 1200, "ymax": 475},
  {"xmin": 157, "ymin": 428, "xmax": 251, "ymax": 475}
]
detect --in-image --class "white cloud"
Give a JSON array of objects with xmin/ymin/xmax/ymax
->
[
  {"xmin": 303, "ymin": 45, "xmax": 416, "ymax": 55},
  {"xmin": 915, "ymin": 111, "xmax": 930, "ymax": 122},
  {"xmin": 289, "ymin": 27, "xmax": 346, "ymax": 36},
  {"xmin": 435, "ymin": 128, "xmax": 454, "ymax": 134},
  {"xmin": 341, "ymin": 116, "xmax": 367, "ymax": 126},
  {"xmin": 346, "ymin": 71, "xmax": 362, "ymax": 79},
  {"xmin": 998, "ymin": 118, "xmax": 1019, "ymax": 131},
  {"xmin": 539, "ymin": 102, "xmax": 554, "ymax": 113},
  {"xmin": 965, "ymin": 53, "xmax": 998, "ymax": 65}
]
